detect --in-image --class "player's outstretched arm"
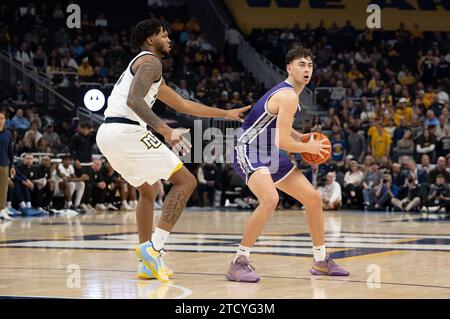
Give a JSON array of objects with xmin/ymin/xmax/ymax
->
[
  {"xmin": 274, "ymin": 90, "xmax": 330, "ymax": 157},
  {"xmin": 158, "ymin": 81, "xmax": 251, "ymax": 122}
]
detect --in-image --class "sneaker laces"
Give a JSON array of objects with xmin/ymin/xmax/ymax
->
[
  {"xmin": 237, "ymin": 260, "xmax": 256, "ymax": 272},
  {"xmin": 159, "ymin": 250, "xmax": 172, "ymax": 269},
  {"xmin": 326, "ymin": 257, "xmax": 337, "ymax": 267}
]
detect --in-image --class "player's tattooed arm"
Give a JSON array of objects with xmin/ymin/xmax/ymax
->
[{"xmin": 127, "ymin": 59, "xmax": 171, "ymax": 136}]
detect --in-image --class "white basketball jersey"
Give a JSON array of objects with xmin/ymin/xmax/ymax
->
[{"xmin": 105, "ymin": 51, "xmax": 162, "ymax": 127}]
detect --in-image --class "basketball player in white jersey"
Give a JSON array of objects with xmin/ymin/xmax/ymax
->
[{"xmin": 96, "ymin": 19, "xmax": 249, "ymax": 283}]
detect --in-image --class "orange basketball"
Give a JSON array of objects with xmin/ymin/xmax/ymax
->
[{"xmin": 300, "ymin": 132, "xmax": 331, "ymax": 165}]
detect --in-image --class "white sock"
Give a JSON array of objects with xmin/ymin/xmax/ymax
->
[
  {"xmin": 313, "ymin": 245, "xmax": 327, "ymax": 262},
  {"xmin": 26, "ymin": 202, "xmax": 32, "ymax": 208},
  {"xmin": 7, "ymin": 202, "xmax": 11, "ymax": 208},
  {"xmin": 133, "ymin": 200, "xmax": 138, "ymax": 207},
  {"xmin": 152, "ymin": 227, "xmax": 170, "ymax": 251},
  {"xmin": 67, "ymin": 201, "xmax": 72, "ymax": 208},
  {"xmin": 122, "ymin": 200, "xmax": 127, "ymax": 206},
  {"xmin": 19, "ymin": 202, "xmax": 26, "ymax": 209},
  {"xmin": 234, "ymin": 244, "xmax": 251, "ymax": 262}
]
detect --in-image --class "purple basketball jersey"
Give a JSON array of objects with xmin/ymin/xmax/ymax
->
[{"xmin": 232, "ymin": 80, "xmax": 300, "ymax": 183}]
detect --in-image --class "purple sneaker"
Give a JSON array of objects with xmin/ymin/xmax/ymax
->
[
  {"xmin": 310, "ymin": 255, "xmax": 350, "ymax": 276},
  {"xmin": 226, "ymin": 256, "xmax": 261, "ymax": 283}
]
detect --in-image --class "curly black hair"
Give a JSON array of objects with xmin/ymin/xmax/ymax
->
[
  {"xmin": 130, "ymin": 19, "xmax": 168, "ymax": 50},
  {"xmin": 286, "ymin": 45, "xmax": 315, "ymax": 65}
]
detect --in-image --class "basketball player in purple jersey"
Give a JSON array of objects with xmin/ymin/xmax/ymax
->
[{"xmin": 228, "ymin": 47, "xmax": 349, "ymax": 282}]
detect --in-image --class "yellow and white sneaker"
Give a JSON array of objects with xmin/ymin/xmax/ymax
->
[
  {"xmin": 135, "ymin": 241, "xmax": 169, "ymax": 283},
  {"xmin": 137, "ymin": 259, "xmax": 174, "ymax": 280}
]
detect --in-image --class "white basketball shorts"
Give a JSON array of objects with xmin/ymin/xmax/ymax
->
[{"xmin": 96, "ymin": 122, "xmax": 183, "ymax": 187}]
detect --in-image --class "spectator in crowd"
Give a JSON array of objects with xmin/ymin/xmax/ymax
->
[
  {"xmin": 418, "ymin": 154, "xmax": 435, "ymax": 174},
  {"xmin": 369, "ymin": 121, "xmax": 392, "ymax": 162},
  {"xmin": 0, "ymin": 111, "xmax": 14, "ymax": 221},
  {"xmin": 416, "ymin": 127, "xmax": 437, "ymax": 162},
  {"xmin": 88, "ymin": 159, "xmax": 108, "ymax": 211},
  {"xmin": 391, "ymin": 174, "xmax": 422, "ymax": 213},
  {"xmin": 178, "ymin": 79, "xmax": 195, "ymax": 100},
  {"xmin": 31, "ymin": 156, "xmax": 55, "ymax": 210},
  {"xmin": 14, "ymin": 42, "xmax": 33, "ymax": 65},
  {"xmin": 33, "ymin": 45, "xmax": 47, "ymax": 71},
  {"xmin": 425, "ymin": 174, "xmax": 450, "ymax": 213},
  {"xmin": 394, "ymin": 129, "xmax": 414, "ymax": 161},
  {"xmin": 70, "ymin": 121, "xmax": 96, "ymax": 206},
  {"xmin": 42, "ymin": 124, "xmax": 62, "ymax": 152},
  {"xmin": 362, "ymin": 162, "xmax": 382, "ymax": 208},
  {"xmin": 60, "ymin": 52, "xmax": 78, "ymax": 71},
  {"xmin": 77, "ymin": 57, "xmax": 94, "ymax": 79},
  {"xmin": 95, "ymin": 12, "xmax": 108, "ymax": 28},
  {"xmin": 372, "ymin": 174, "xmax": 398, "ymax": 211},
  {"xmin": 9, "ymin": 81, "xmax": 30, "ymax": 107},
  {"xmin": 197, "ymin": 162, "xmax": 220, "ymax": 207},
  {"xmin": 424, "ymin": 109, "xmax": 439, "ymax": 128},
  {"xmin": 438, "ymin": 127, "xmax": 450, "ymax": 158},
  {"xmin": 428, "ymin": 156, "xmax": 450, "ymax": 184},
  {"xmin": 343, "ymin": 160, "xmax": 364, "ymax": 207},
  {"xmin": 13, "ymin": 153, "xmax": 42, "ymax": 215},
  {"xmin": 53, "ymin": 154, "xmax": 87, "ymax": 211},
  {"xmin": 10, "ymin": 109, "xmax": 30, "ymax": 134},
  {"xmin": 346, "ymin": 125, "xmax": 366, "ymax": 163},
  {"xmin": 330, "ymin": 130, "xmax": 346, "ymax": 164},
  {"xmin": 305, "ymin": 163, "xmax": 328, "ymax": 188},
  {"xmin": 318, "ymin": 172, "xmax": 342, "ymax": 210},
  {"xmin": 24, "ymin": 120, "xmax": 42, "ymax": 146}
]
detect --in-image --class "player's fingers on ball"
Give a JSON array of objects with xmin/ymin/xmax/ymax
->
[{"xmin": 318, "ymin": 152, "xmax": 324, "ymax": 159}]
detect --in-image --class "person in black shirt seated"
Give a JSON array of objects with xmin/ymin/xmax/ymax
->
[{"xmin": 425, "ymin": 174, "xmax": 450, "ymax": 213}]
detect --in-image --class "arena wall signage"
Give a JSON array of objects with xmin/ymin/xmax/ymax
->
[{"xmin": 224, "ymin": 0, "xmax": 450, "ymax": 32}]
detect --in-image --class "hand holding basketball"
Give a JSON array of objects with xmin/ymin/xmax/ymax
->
[{"xmin": 300, "ymin": 132, "xmax": 331, "ymax": 165}]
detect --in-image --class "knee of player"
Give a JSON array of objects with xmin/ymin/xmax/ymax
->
[
  {"xmin": 260, "ymin": 192, "xmax": 279, "ymax": 210},
  {"xmin": 315, "ymin": 190, "xmax": 323, "ymax": 203},
  {"xmin": 183, "ymin": 173, "xmax": 197, "ymax": 192},
  {"xmin": 307, "ymin": 190, "xmax": 322, "ymax": 205}
]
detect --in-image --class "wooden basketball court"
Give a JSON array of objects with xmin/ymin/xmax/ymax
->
[{"xmin": 1, "ymin": 209, "xmax": 450, "ymax": 299}]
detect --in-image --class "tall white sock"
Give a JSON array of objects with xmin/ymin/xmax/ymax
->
[
  {"xmin": 152, "ymin": 227, "xmax": 170, "ymax": 251},
  {"xmin": 7, "ymin": 202, "xmax": 12, "ymax": 208},
  {"xmin": 234, "ymin": 244, "xmax": 251, "ymax": 262},
  {"xmin": 313, "ymin": 245, "xmax": 327, "ymax": 262},
  {"xmin": 19, "ymin": 202, "xmax": 26, "ymax": 209},
  {"xmin": 26, "ymin": 202, "xmax": 32, "ymax": 208}
]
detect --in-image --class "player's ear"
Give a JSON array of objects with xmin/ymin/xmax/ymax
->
[{"xmin": 286, "ymin": 63, "xmax": 292, "ymax": 74}]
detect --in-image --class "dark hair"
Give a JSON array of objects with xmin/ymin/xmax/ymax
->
[
  {"xmin": 80, "ymin": 121, "xmax": 92, "ymax": 129},
  {"xmin": 130, "ymin": 19, "xmax": 167, "ymax": 50},
  {"xmin": 286, "ymin": 46, "xmax": 314, "ymax": 65},
  {"xmin": 436, "ymin": 173, "xmax": 445, "ymax": 179}
]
